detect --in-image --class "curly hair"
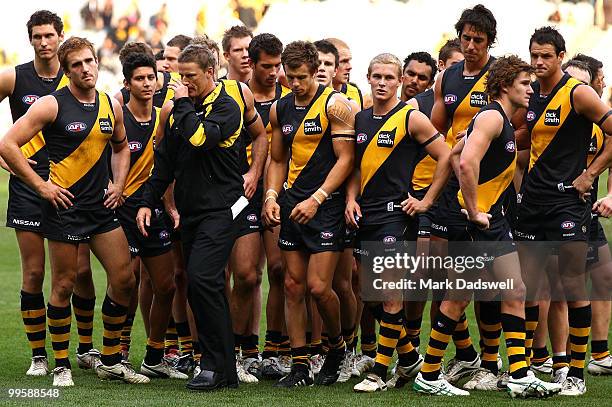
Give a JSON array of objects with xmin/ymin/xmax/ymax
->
[
  {"xmin": 58, "ymin": 37, "xmax": 96, "ymax": 73},
  {"xmin": 282, "ymin": 41, "xmax": 319, "ymax": 74},
  {"xmin": 485, "ymin": 55, "xmax": 533, "ymax": 99},
  {"xmin": 249, "ymin": 33, "xmax": 283, "ymax": 64},
  {"xmin": 403, "ymin": 51, "xmax": 437, "ymax": 84},
  {"xmin": 27, "ymin": 10, "xmax": 63, "ymax": 40},
  {"xmin": 455, "ymin": 4, "xmax": 497, "ymax": 46}
]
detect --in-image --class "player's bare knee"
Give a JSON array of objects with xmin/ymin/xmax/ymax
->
[{"xmin": 22, "ymin": 268, "xmax": 44, "ymax": 292}]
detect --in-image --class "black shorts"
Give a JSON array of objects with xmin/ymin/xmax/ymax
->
[
  {"xmin": 117, "ymin": 202, "xmax": 172, "ymax": 258},
  {"xmin": 234, "ymin": 184, "xmax": 263, "ymax": 238},
  {"xmin": 278, "ymin": 198, "xmax": 344, "ymax": 253},
  {"xmin": 342, "ymin": 225, "xmax": 357, "ymax": 250},
  {"xmin": 449, "ymin": 216, "xmax": 516, "ymax": 259},
  {"xmin": 42, "ymin": 201, "xmax": 120, "ymax": 243},
  {"xmin": 6, "ymin": 175, "xmax": 43, "ymax": 233},
  {"xmin": 412, "ymin": 187, "xmax": 438, "ymax": 239},
  {"xmin": 587, "ymin": 214, "xmax": 608, "ymax": 264},
  {"xmin": 430, "ymin": 183, "xmax": 465, "ymax": 240},
  {"xmin": 354, "ymin": 220, "xmax": 416, "ymax": 263},
  {"xmin": 162, "ymin": 211, "xmax": 181, "ymax": 242},
  {"xmin": 514, "ymin": 199, "xmax": 590, "ymax": 242}
]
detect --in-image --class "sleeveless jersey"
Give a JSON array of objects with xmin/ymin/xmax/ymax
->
[
  {"xmin": 587, "ymin": 124, "xmax": 605, "ymax": 202},
  {"xmin": 340, "ymin": 82, "xmax": 363, "ymax": 110},
  {"xmin": 411, "ymin": 88, "xmax": 435, "ymax": 191},
  {"xmin": 120, "ymin": 71, "xmax": 178, "ymax": 108}
]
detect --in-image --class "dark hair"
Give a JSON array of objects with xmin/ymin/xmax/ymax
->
[
  {"xmin": 313, "ymin": 39, "xmax": 339, "ymax": 67},
  {"xmin": 119, "ymin": 42, "xmax": 153, "ymax": 65},
  {"xmin": 154, "ymin": 49, "xmax": 165, "ymax": 61},
  {"xmin": 221, "ymin": 25, "xmax": 253, "ymax": 52},
  {"xmin": 455, "ymin": 4, "xmax": 497, "ymax": 46},
  {"xmin": 485, "ymin": 55, "xmax": 534, "ymax": 99},
  {"xmin": 439, "ymin": 38, "xmax": 462, "ymax": 63},
  {"xmin": 403, "ymin": 52, "xmax": 437, "ymax": 84},
  {"xmin": 167, "ymin": 34, "xmax": 192, "ymax": 51},
  {"xmin": 572, "ymin": 53, "xmax": 603, "ymax": 83},
  {"xmin": 179, "ymin": 44, "xmax": 216, "ymax": 72},
  {"xmin": 282, "ymin": 41, "xmax": 319, "ymax": 74},
  {"xmin": 248, "ymin": 33, "xmax": 283, "ymax": 64},
  {"xmin": 529, "ymin": 26, "xmax": 566, "ymax": 55},
  {"xmin": 27, "ymin": 10, "xmax": 63, "ymax": 40},
  {"xmin": 122, "ymin": 52, "xmax": 157, "ymax": 81},
  {"xmin": 58, "ymin": 37, "xmax": 96, "ymax": 72}
]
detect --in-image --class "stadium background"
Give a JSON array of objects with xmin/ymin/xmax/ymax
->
[{"xmin": 0, "ymin": 0, "xmax": 611, "ymax": 404}]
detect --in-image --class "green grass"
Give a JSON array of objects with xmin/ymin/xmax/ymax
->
[{"xmin": 0, "ymin": 170, "xmax": 611, "ymax": 406}]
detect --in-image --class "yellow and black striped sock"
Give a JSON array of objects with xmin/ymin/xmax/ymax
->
[
  {"xmin": 262, "ymin": 330, "xmax": 281, "ymax": 359},
  {"xmin": 568, "ymin": 305, "xmax": 591, "ymax": 380},
  {"xmin": 311, "ymin": 339, "xmax": 323, "ymax": 355},
  {"xmin": 328, "ymin": 334, "xmax": 346, "ymax": 354},
  {"xmin": 291, "ymin": 346, "xmax": 309, "ymax": 371},
  {"xmin": 361, "ymin": 334, "xmax": 377, "ymax": 358},
  {"xmin": 397, "ymin": 326, "xmax": 419, "ymax": 366},
  {"xmin": 119, "ymin": 313, "xmax": 135, "ymax": 356},
  {"xmin": 241, "ymin": 334, "xmax": 259, "ymax": 359},
  {"xmin": 305, "ymin": 331, "xmax": 313, "ymax": 358},
  {"xmin": 47, "ymin": 303, "xmax": 71, "ymax": 368},
  {"xmin": 524, "ymin": 305, "xmax": 539, "ymax": 366},
  {"xmin": 193, "ymin": 341, "xmax": 202, "ymax": 363},
  {"xmin": 422, "ymin": 311, "xmax": 457, "ymax": 381},
  {"xmin": 72, "ymin": 294, "xmax": 95, "ymax": 355},
  {"xmin": 501, "ymin": 313, "xmax": 528, "ymax": 379},
  {"xmin": 531, "ymin": 346, "xmax": 550, "ymax": 365},
  {"xmin": 279, "ymin": 335, "xmax": 291, "ymax": 356},
  {"xmin": 453, "ymin": 313, "xmax": 478, "ymax": 362},
  {"xmin": 342, "ymin": 327, "xmax": 356, "ymax": 353},
  {"xmin": 165, "ymin": 318, "xmax": 179, "ymax": 354},
  {"xmin": 552, "ymin": 353, "xmax": 569, "ymax": 372},
  {"xmin": 144, "ymin": 338, "xmax": 165, "ymax": 366},
  {"xmin": 175, "ymin": 321, "xmax": 193, "ymax": 356},
  {"xmin": 405, "ymin": 317, "xmax": 422, "ymax": 349},
  {"xmin": 372, "ymin": 310, "xmax": 403, "ymax": 381},
  {"xmin": 100, "ymin": 295, "xmax": 127, "ymax": 366},
  {"xmin": 321, "ymin": 332, "xmax": 329, "ymax": 354},
  {"xmin": 21, "ymin": 291, "xmax": 47, "ymax": 357},
  {"xmin": 591, "ymin": 340, "xmax": 609, "ymax": 361},
  {"xmin": 479, "ymin": 301, "xmax": 502, "ymax": 375}
]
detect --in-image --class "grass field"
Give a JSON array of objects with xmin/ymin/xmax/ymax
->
[{"xmin": 0, "ymin": 169, "xmax": 611, "ymax": 406}]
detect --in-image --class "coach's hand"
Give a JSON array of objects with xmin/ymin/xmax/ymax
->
[
  {"xmin": 136, "ymin": 207, "xmax": 151, "ymax": 237},
  {"xmin": 243, "ymin": 171, "xmax": 258, "ymax": 199},
  {"xmin": 169, "ymin": 78, "xmax": 189, "ymax": 100},
  {"xmin": 401, "ymin": 193, "xmax": 431, "ymax": 216},
  {"xmin": 290, "ymin": 197, "xmax": 319, "ymax": 224},
  {"xmin": 38, "ymin": 180, "xmax": 73, "ymax": 209},
  {"xmin": 593, "ymin": 195, "xmax": 612, "ymax": 218},
  {"xmin": 345, "ymin": 199, "xmax": 362, "ymax": 229},
  {"xmin": 263, "ymin": 199, "xmax": 281, "ymax": 227},
  {"xmin": 104, "ymin": 182, "xmax": 124, "ymax": 209},
  {"xmin": 461, "ymin": 209, "xmax": 492, "ymax": 230},
  {"xmin": 572, "ymin": 170, "xmax": 593, "ymax": 202}
]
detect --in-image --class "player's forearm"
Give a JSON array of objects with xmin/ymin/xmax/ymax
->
[
  {"xmin": 110, "ymin": 144, "xmax": 130, "ymax": 189},
  {"xmin": 458, "ymin": 160, "xmax": 480, "ymax": 216},
  {"xmin": 0, "ymin": 142, "xmax": 45, "ymax": 192},
  {"xmin": 345, "ymin": 169, "xmax": 361, "ymax": 202},
  {"xmin": 248, "ymin": 131, "xmax": 268, "ymax": 180},
  {"xmin": 266, "ymin": 159, "xmax": 287, "ymax": 194},
  {"xmin": 318, "ymin": 150, "xmax": 354, "ymax": 198},
  {"xmin": 423, "ymin": 153, "xmax": 451, "ymax": 206},
  {"xmin": 607, "ymin": 168, "xmax": 612, "ymax": 195},
  {"xmin": 586, "ymin": 141, "xmax": 612, "ymax": 181}
]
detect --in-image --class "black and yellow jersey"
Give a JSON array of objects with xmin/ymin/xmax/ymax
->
[
  {"xmin": 457, "ymin": 102, "xmax": 517, "ymax": 216},
  {"xmin": 340, "ymin": 82, "xmax": 363, "ymax": 110},
  {"xmin": 355, "ymin": 102, "xmax": 421, "ymax": 226},
  {"xmin": 523, "ymin": 74, "xmax": 592, "ymax": 204},
  {"xmin": 587, "ymin": 124, "xmax": 605, "ymax": 202},
  {"xmin": 220, "ymin": 79, "xmax": 246, "ymax": 117},
  {"xmin": 8, "ymin": 61, "xmax": 69, "ymax": 174},
  {"xmin": 143, "ymin": 84, "xmax": 243, "ymax": 225},
  {"xmin": 122, "ymin": 105, "xmax": 160, "ymax": 205},
  {"xmin": 411, "ymin": 88, "xmax": 435, "ymax": 191},
  {"xmin": 238, "ymin": 82, "xmax": 291, "ymax": 174},
  {"xmin": 276, "ymin": 84, "xmax": 340, "ymax": 204},
  {"xmin": 44, "ymin": 87, "xmax": 115, "ymax": 207},
  {"xmin": 120, "ymin": 71, "xmax": 179, "ymax": 108}
]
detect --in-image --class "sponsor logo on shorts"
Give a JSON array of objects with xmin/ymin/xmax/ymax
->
[
  {"xmin": 356, "ymin": 133, "xmax": 368, "ymax": 144},
  {"xmin": 99, "ymin": 118, "xmax": 113, "ymax": 134},
  {"xmin": 279, "ymin": 238, "xmax": 295, "ymax": 247},
  {"xmin": 282, "ymin": 124, "xmax": 293, "ymax": 135},
  {"xmin": 505, "ymin": 141, "xmax": 516, "ymax": 153},
  {"xmin": 469, "ymin": 91, "xmax": 488, "ymax": 108},
  {"xmin": 353, "ymin": 248, "xmax": 369, "ymax": 256},
  {"xmin": 431, "ymin": 223, "xmax": 447, "ymax": 232},
  {"xmin": 155, "ymin": 208, "xmax": 164, "ymax": 217},
  {"xmin": 588, "ymin": 136, "xmax": 598, "ymax": 155},
  {"xmin": 66, "ymin": 233, "xmax": 85, "ymax": 241},
  {"xmin": 444, "ymin": 94, "xmax": 457, "ymax": 105},
  {"xmin": 22, "ymin": 94, "xmax": 39, "ymax": 105},
  {"xmin": 320, "ymin": 231, "xmax": 334, "ymax": 240},
  {"xmin": 383, "ymin": 236, "xmax": 396, "ymax": 245},
  {"xmin": 128, "ymin": 141, "xmax": 142, "ymax": 152},
  {"xmin": 11, "ymin": 218, "xmax": 40, "ymax": 227},
  {"xmin": 526, "ymin": 111, "xmax": 536, "ymax": 121},
  {"xmin": 66, "ymin": 122, "xmax": 87, "ymax": 132},
  {"xmin": 129, "ymin": 245, "xmax": 139, "ymax": 254},
  {"xmin": 582, "ymin": 225, "xmax": 587, "ymax": 233},
  {"xmin": 544, "ymin": 107, "xmax": 561, "ymax": 126},
  {"xmin": 561, "ymin": 221, "xmax": 575, "ymax": 230},
  {"xmin": 515, "ymin": 230, "xmax": 535, "ymax": 240},
  {"xmin": 377, "ymin": 128, "xmax": 396, "ymax": 148},
  {"xmin": 303, "ymin": 114, "xmax": 323, "ymax": 135},
  {"xmin": 387, "ymin": 202, "xmax": 394, "ymax": 212},
  {"xmin": 159, "ymin": 230, "xmax": 170, "ymax": 240},
  {"xmin": 247, "ymin": 214, "xmax": 258, "ymax": 222}
]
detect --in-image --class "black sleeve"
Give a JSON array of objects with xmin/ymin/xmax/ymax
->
[{"xmin": 140, "ymin": 118, "xmax": 176, "ymax": 209}]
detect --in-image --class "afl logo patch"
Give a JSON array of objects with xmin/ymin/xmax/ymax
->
[
  {"xmin": 320, "ymin": 231, "xmax": 334, "ymax": 240},
  {"xmin": 357, "ymin": 133, "xmax": 368, "ymax": 144},
  {"xmin": 247, "ymin": 214, "xmax": 258, "ymax": 222},
  {"xmin": 444, "ymin": 94, "xmax": 457, "ymax": 105},
  {"xmin": 282, "ymin": 124, "xmax": 294, "ymax": 135},
  {"xmin": 561, "ymin": 221, "xmax": 575, "ymax": 230},
  {"xmin": 383, "ymin": 236, "xmax": 396, "ymax": 245},
  {"xmin": 22, "ymin": 94, "xmax": 39, "ymax": 105},
  {"xmin": 66, "ymin": 122, "xmax": 87, "ymax": 132},
  {"xmin": 526, "ymin": 111, "xmax": 536, "ymax": 121},
  {"xmin": 128, "ymin": 141, "xmax": 142, "ymax": 152},
  {"xmin": 159, "ymin": 230, "xmax": 170, "ymax": 240},
  {"xmin": 505, "ymin": 141, "xmax": 516, "ymax": 152}
]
